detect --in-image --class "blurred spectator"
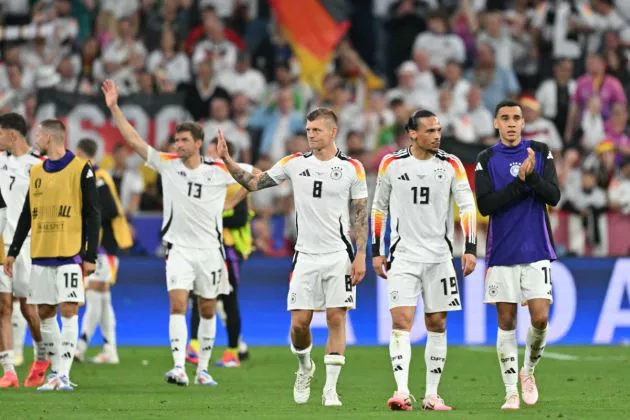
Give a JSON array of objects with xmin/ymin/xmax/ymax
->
[
  {"xmin": 412, "ymin": 10, "xmax": 465, "ymax": 77},
  {"xmin": 217, "ymin": 52, "xmax": 266, "ymax": 103},
  {"xmin": 608, "ymin": 157, "xmax": 630, "ymax": 214},
  {"xmin": 192, "ymin": 10, "xmax": 238, "ymax": 74},
  {"xmin": 249, "ymin": 88, "xmax": 304, "ymax": 163},
  {"xmin": 459, "ymin": 84, "xmax": 495, "ymax": 146},
  {"xmin": 583, "ymin": 140, "xmax": 617, "ymax": 189},
  {"xmin": 147, "ymin": 27, "xmax": 192, "ymax": 88},
  {"xmin": 385, "ymin": 0, "xmax": 428, "ymax": 85},
  {"xmin": 263, "ymin": 61, "xmax": 313, "ymax": 114},
  {"xmin": 521, "ymin": 97, "xmax": 563, "ymax": 153},
  {"xmin": 581, "ymin": 96, "xmax": 606, "ymax": 151},
  {"xmin": 203, "ymin": 96, "xmax": 252, "ymax": 162},
  {"xmin": 604, "ymin": 102, "xmax": 630, "ymax": 161},
  {"xmin": 441, "ymin": 60, "xmax": 470, "ymax": 114},
  {"xmin": 179, "ymin": 59, "xmax": 230, "ymax": 121},
  {"xmin": 143, "ymin": 0, "xmax": 191, "ymax": 52},
  {"xmin": 536, "ymin": 58, "xmax": 576, "ymax": 139},
  {"xmin": 465, "ymin": 42, "xmax": 520, "ymax": 112},
  {"xmin": 111, "ymin": 144, "xmax": 145, "ymax": 219}
]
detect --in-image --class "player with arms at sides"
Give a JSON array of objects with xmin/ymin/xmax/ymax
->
[
  {"xmin": 475, "ymin": 100, "xmax": 560, "ymax": 410},
  {"xmin": 0, "ymin": 113, "xmax": 50, "ymax": 388},
  {"xmin": 103, "ymin": 80, "xmax": 230, "ymax": 386},
  {"xmin": 4, "ymin": 119, "xmax": 100, "ymax": 391},
  {"xmin": 75, "ymin": 138, "xmax": 133, "ymax": 365},
  {"xmin": 217, "ymin": 108, "xmax": 369, "ymax": 407},
  {"xmin": 372, "ymin": 110, "xmax": 477, "ymax": 411}
]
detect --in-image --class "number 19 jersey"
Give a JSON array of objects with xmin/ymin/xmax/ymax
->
[
  {"xmin": 372, "ymin": 148, "xmax": 477, "ymax": 263},
  {"xmin": 267, "ymin": 150, "xmax": 368, "ymax": 255}
]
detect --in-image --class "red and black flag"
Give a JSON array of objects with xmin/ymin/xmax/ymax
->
[{"xmin": 270, "ymin": 0, "xmax": 350, "ymax": 92}]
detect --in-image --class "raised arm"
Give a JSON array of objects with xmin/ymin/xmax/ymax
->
[
  {"xmin": 217, "ymin": 129, "xmax": 277, "ymax": 191},
  {"xmin": 102, "ymin": 79, "xmax": 149, "ymax": 161}
]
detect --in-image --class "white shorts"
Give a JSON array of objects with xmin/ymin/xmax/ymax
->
[
  {"xmin": 287, "ymin": 250, "xmax": 355, "ymax": 311},
  {"xmin": 86, "ymin": 254, "xmax": 118, "ymax": 285},
  {"xmin": 165, "ymin": 245, "xmax": 230, "ymax": 300},
  {"xmin": 28, "ymin": 264, "xmax": 85, "ymax": 305},
  {"xmin": 387, "ymin": 258, "xmax": 461, "ymax": 313},
  {"xmin": 484, "ymin": 260, "xmax": 553, "ymax": 304},
  {"xmin": 0, "ymin": 244, "xmax": 32, "ymax": 298}
]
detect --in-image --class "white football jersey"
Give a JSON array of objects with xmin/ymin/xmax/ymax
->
[
  {"xmin": 147, "ymin": 147, "xmax": 236, "ymax": 250},
  {"xmin": 0, "ymin": 150, "xmax": 43, "ymax": 243},
  {"xmin": 267, "ymin": 150, "xmax": 368, "ymax": 255},
  {"xmin": 371, "ymin": 148, "xmax": 477, "ymax": 263}
]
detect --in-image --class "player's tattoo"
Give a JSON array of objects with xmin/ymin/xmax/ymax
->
[
  {"xmin": 225, "ymin": 159, "xmax": 277, "ymax": 191},
  {"xmin": 350, "ymin": 198, "xmax": 368, "ymax": 253}
]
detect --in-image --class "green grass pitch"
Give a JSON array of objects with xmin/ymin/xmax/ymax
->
[{"xmin": 2, "ymin": 346, "xmax": 629, "ymax": 419}]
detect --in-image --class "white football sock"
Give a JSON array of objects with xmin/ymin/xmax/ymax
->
[
  {"xmin": 11, "ymin": 301, "xmax": 26, "ymax": 359},
  {"xmin": 389, "ymin": 329, "xmax": 411, "ymax": 394},
  {"xmin": 324, "ymin": 354, "xmax": 345, "ymax": 393},
  {"xmin": 497, "ymin": 328, "xmax": 518, "ymax": 395},
  {"xmin": 101, "ymin": 291, "xmax": 117, "ymax": 354},
  {"xmin": 0, "ymin": 350, "xmax": 15, "ymax": 374},
  {"xmin": 291, "ymin": 343, "xmax": 312, "ymax": 372},
  {"xmin": 169, "ymin": 314, "xmax": 187, "ymax": 368},
  {"xmin": 425, "ymin": 330, "xmax": 447, "ymax": 397},
  {"xmin": 197, "ymin": 316, "xmax": 216, "ymax": 374},
  {"xmin": 523, "ymin": 325, "xmax": 548, "ymax": 375},
  {"xmin": 34, "ymin": 340, "xmax": 47, "ymax": 362},
  {"xmin": 78, "ymin": 290, "xmax": 102, "ymax": 355},
  {"xmin": 40, "ymin": 316, "xmax": 61, "ymax": 374},
  {"xmin": 59, "ymin": 316, "xmax": 78, "ymax": 377}
]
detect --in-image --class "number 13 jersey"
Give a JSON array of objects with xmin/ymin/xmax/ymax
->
[
  {"xmin": 267, "ymin": 150, "xmax": 368, "ymax": 255},
  {"xmin": 372, "ymin": 148, "xmax": 477, "ymax": 263},
  {"xmin": 147, "ymin": 147, "xmax": 235, "ymax": 250}
]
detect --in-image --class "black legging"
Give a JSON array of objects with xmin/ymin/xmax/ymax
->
[{"xmin": 190, "ymin": 246, "xmax": 242, "ymax": 349}]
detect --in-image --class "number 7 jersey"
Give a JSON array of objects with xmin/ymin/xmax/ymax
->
[
  {"xmin": 371, "ymin": 148, "xmax": 477, "ymax": 263},
  {"xmin": 267, "ymin": 150, "xmax": 368, "ymax": 255}
]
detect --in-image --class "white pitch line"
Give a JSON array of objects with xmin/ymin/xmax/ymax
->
[{"xmin": 464, "ymin": 347, "xmax": 627, "ymax": 361}]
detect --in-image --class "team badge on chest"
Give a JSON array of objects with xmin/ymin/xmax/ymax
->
[
  {"xmin": 330, "ymin": 166, "xmax": 343, "ymax": 180},
  {"xmin": 434, "ymin": 167, "xmax": 447, "ymax": 182},
  {"xmin": 509, "ymin": 162, "xmax": 521, "ymax": 177}
]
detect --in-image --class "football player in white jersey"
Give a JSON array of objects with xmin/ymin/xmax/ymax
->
[
  {"xmin": 217, "ymin": 108, "xmax": 369, "ymax": 407},
  {"xmin": 372, "ymin": 109, "xmax": 478, "ymax": 411},
  {"xmin": 103, "ymin": 80, "xmax": 230, "ymax": 386},
  {"xmin": 0, "ymin": 113, "xmax": 50, "ymax": 388}
]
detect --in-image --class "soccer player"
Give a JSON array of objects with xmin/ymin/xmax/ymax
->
[
  {"xmin": 4, "ymin": 119, "xmax": 100, "ymax": 391},
  {"xmin": 216, "ymin": 108, "xmax": 369, "ymax": 407},
  {"xmin": 475, "ymin": 100, "xmax": 560, "ymax": 410},
  {"xmin": 0, "ymin": 113, "xmax": 51, "ymax": 388},
  {"xmin": 103, "ymin": 79, "xmax": 230, "ymax": 386},
  {"xmin": 75, "ymin": 138, "xmax": 133, "ymax": 364},
  {"xmin": 372, "ymin": 110, "xmax": 477, "ymax": 411}
]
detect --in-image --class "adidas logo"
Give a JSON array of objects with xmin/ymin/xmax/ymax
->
[
  {"xmin": 393, "ymin": 365, "xmax": 403, "ymax": 372},
  {"xmin": 62, "ymin": 352, "xmax": 72, "ymax": 359},
  {"xmin": 299, "ymin": 169, "xmax": 311, "ymax": 177},
  {"xmin": 448, "ymin": 298, "xmax": 460, "ymax": 307},
  {"xmin": 504, "ymin": 368, "xmax": 517, "ymax": 374},
  {"xmin": 430, "ymin": 367, "xmax": 442, "ymax": 374},
  {"xmin": 172, "ymin": 347, "xmax": 180, "ymax": 352},
  {"xmin": 397, "ymin": 173, "xmax": 410, "ymax": 181},
  {"xmin": 475, "ymin": 162, "xmax": 483, "ymax": 171},
  {"xmin": 67, "ymin": 291, "xmax": 78, "ymax": 298},
  {"xmin": 345, "ymin": 296, "xmax": 354, "ymax": 304},
  {"xmin": 202, "ymin": 346, "xmax": 213, "ymax": 351}
]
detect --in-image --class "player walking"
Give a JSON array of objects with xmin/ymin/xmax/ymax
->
[
  {"xmin": 0, "ymin": 113, "xmax": 50, "ymax": 387},
  {"xmin": 372, "ymin": 110, "xmax": 477, "ymax": 411},
  {"xmin": 475, "ymin": 100, "xmax": 560, "ymax": 410},
  {"xmin": 5, "ymin": 119, "xmax": 100, "ymax": 391},
  {"xmin": 217, "ymin": 108, "xmax": 368, "ymax": 407},
  {"xmin": 103, "ymin": 80, "xmax": 230, "ymax": 386}
]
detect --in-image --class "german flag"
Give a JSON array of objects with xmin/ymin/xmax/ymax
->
[{"xmin": 270, "ymin": 0, "xmax": 350, "ymax": 93}]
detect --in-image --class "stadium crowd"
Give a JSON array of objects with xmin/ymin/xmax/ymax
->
[{"xmin": 1, "ymin": 0, "xmax": 629, "ymax": 257}]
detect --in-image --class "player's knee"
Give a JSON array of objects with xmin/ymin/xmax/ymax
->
[
  {"xmin": 0, "ymin": 301, "xmax": 11, "ymax": 318},
  {"xmin": 497, "ymin": 313, "xmax": 517, "ymax": 331},
  {"xmin": 425, "ymin": 316, "xmax": 446, "ymax": 333},
  {"xmin": 38, "ymin": 305, "xmax": 57, "ymax": 320},
  {"xmin": 291, "ymin": 321, "xmax": 310, "ymax": 337},
  {"xmin": 198, "ymin": 301, "xmax": 216, "ymax": 319},
  {"xmin": 530, "ymin": 313, "xmax": 548, "ymax": 330},
  {"xmin": 326, "ymin": 310, "xmax": 345, "ymax": 329},
  {"xmin": 391, "ymin": 315, "xmax": 412, "ymax": 331},
  {"xmin": 60, "ymin": 303, "xmax": 79, "ymax": 318}
]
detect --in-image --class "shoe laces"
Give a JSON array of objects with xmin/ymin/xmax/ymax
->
[
  {"xmin": 522, "ymin": 374, "xmax": 536, "ymax": 393},
  {"xmin": 295, "ymin": 370, "xmax": 312, "ymax": 390}
]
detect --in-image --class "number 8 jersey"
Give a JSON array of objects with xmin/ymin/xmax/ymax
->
[
  {"xmin": 267, "ymin": 150, "xmax": 368, "ymax": 255},
  {"xmin": 147, "ymin": 147, "xmax": 240, "ymax": 249},
  {"xmin": 371, "ymin": 148, "xmax": 477, "ymax": 263}
]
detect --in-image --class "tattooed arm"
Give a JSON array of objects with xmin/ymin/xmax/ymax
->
[
  {"xmin": 223, "ymin": 158, "xmax": 278, "ymax": 191},
  {"xmin": 217, "ymin": 129, "xmax": 278, "ymax": 191},
  {"xmin": 350, "ymin": 198, "xmax": 368, "ymax": 254}
]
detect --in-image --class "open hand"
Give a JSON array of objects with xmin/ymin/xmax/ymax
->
[{"xmin": 101, "ymin": 79, "xmax": 119, "ymax": 109}]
